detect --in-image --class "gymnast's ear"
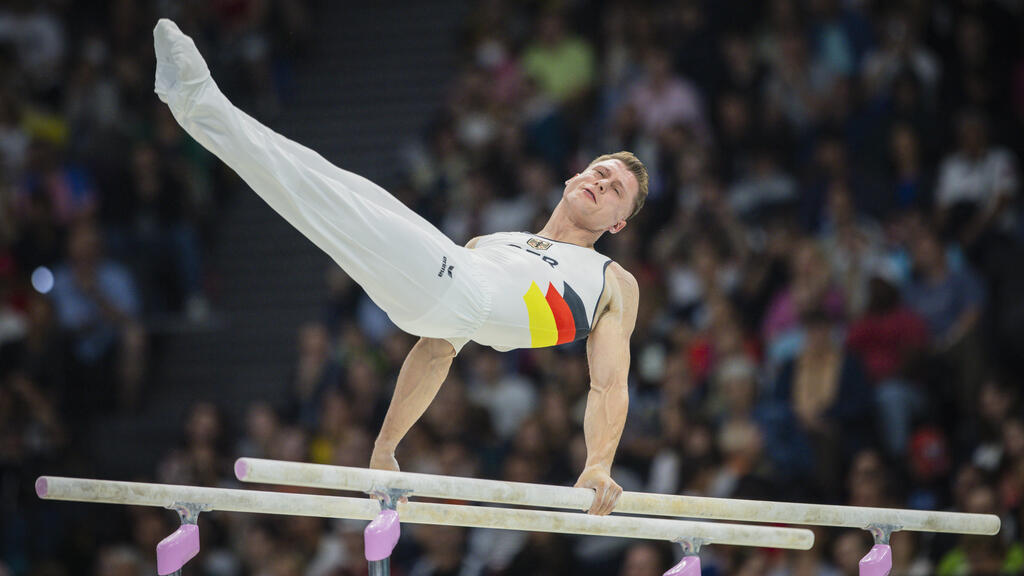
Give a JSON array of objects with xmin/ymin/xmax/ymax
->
[{"xmin": 608, "ymin": 219, "xmax": 627, "ymax": 234}]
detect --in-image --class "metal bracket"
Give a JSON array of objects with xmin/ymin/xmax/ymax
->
[
  {"xmin": 673, "ymin": 537, "xmax": 709, "ymax": 556},
  {"xmin": 866, "ymin": 523, "xmax": 902, "ymax": 545},
  {"xmin": 366, "ymin": 486, "xmax": 413, "ymax": 511},
  {"xmin": 167, "ymin": 501, "xmax": 212, "ymax": 525}
]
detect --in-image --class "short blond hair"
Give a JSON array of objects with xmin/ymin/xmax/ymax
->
[{"xmin": 587, "ymin": 151, "xmax": 648, "ymax": 220}]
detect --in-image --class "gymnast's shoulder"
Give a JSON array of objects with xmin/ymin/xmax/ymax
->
[{"xmin": 597, "ymin": 261, "xmax": 639, "ymax": 325}]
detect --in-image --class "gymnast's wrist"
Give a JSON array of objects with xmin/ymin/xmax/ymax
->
[
  {"xmin": 582, "ymin": 462, "xmax": 612, "ymax": 475},
  {"xmin": 373, "ymin": 439, "xmax": 397, "ymax": 454}
]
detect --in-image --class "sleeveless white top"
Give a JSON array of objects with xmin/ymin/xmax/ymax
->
[{"xmin": 468, "ymin": 232, "xmax": 612, "ymax": 351}]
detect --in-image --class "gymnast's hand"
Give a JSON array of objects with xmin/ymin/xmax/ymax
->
[
  {"xmin": 368, "ymin": 448, "xmax": 410, "ymax": 506},
  {"xmin": 575, "ymin": 466, "xmax": 622, "ymax": 516},
  {"xmin": 369, "ymin": 447, "xmax": 401, "ymax": 472}
]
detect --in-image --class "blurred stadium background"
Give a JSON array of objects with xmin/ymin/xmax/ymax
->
[{"xmin": 4, "ymin": 0, "xmax": 1024, "ymax": 574}]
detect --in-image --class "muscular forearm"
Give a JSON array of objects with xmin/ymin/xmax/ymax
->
[
  {"xmin": 582, "ymin": 380, "xmax": 629, "ymax": 472},
  {"xmin": 374, "ymin": 338, "xmax": 455, "ymax": 453}
]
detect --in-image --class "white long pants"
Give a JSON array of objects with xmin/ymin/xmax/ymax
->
[{"xmin": 156, "ymin": 70, "xmax": 491, "ymax": 346}]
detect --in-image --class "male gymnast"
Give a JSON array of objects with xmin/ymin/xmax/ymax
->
[{"xmin": 153, "ymin": 19, "xmax": 645, "ymax": 515}]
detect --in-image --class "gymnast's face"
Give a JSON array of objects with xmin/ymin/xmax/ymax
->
[{"xmin": 563, "ymin": 159, "xmax": 639, "ymax": 234}]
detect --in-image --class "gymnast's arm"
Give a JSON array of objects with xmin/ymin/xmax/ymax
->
[
  {"xmin": 576, "ymin": 263, "xmax": 639, "ymax": 515},
  {"xmin": 369, "ymin": 238, "xmax": 479, "ymax": 471},
  {"xmin": 370, "ymin": 336, "xmax": 457, "ymax": 471}
]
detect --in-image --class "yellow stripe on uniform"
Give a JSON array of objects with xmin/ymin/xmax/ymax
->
[{"xmin": 523, "ymin": 281, "xmax": 558, "ymax": 347}]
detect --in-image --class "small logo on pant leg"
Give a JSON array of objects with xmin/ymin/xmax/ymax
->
[
  {"xmin": 438, "ymin": 256, "xmax": 448, "ymax": 278},
  {"xmin": 447, "ymin": 265, "xmax": 454, "ymax": 278}
]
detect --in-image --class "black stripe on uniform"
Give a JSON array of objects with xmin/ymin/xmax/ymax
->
[{"xmin": 562, "ymin": 282, "xmax": 589, "ymax": 341}]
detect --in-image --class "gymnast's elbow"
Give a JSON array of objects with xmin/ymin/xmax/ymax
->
[{"xmin": 588, "ymin": 371, "xmax": 629, "ymax": 397}]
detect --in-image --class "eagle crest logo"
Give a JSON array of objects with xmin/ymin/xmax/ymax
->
[{"xmin": 527, "ymin": 238, "xmax": 552, "ymax": 250}]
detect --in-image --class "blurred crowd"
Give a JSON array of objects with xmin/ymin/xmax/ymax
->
[
  {"xmin": 0, "ymin": 0, "xmax": 310, "ymax": 573},
  {"xmin": 7, "ymin": 0, "xmax": 1024, "ymax": 575}
]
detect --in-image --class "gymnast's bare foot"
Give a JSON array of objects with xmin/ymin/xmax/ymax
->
[{"xmin": 153, "ymin": 18, "xmax": 210, "ymax": 101}]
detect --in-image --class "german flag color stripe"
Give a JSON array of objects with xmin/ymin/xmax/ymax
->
[
  {"xmin": 524, "ymin": 282, "xmax": 558, "ymax": 347},
  {"xmin": 544, "ymin": 283, "xmax": 576, "ymax": 344},
  {"xmin": 524, "ymin": 281, "xmax": 590, "ymax": 348},
  {"xmin": 561, "ymin": 282, "xmax": 590, "ymax": 340}
]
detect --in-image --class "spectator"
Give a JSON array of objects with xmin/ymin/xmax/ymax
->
[
  {"xmin": 121, "ymin": 142, "xmax": 207, "ymax": 320},
  {"xmin": 819, "ymin": 181, "xmax": 885, "ymax": 316},
  {"xmin": 887, "ymin": 123, "xmax": 932, "ymax": 212},
  {"xmin": 686, "ymin": 297, "xmax": 759, "ymax": 385},
  {"xmin": 936, "ymin": 111, "xmax": 1018, "ymax": 259},
  {"xmin": 659, "ymin": 236, "xmax": 739, "ymax": 326},
  {"xmin": 707, "ymin": 417, "xmax": 770, "ymax": 499},
  {"xmin": 157, "ymin": 401, "xmax": 228, "ymax": 487},
  {"xmin": 832, "ymin": 530, "xmax": 873, "ymax": 576},
  {"xmin": 520, "ymin": 12, "xmax": 595, "ymax": 106},
  {"xmin": 49, "ymin": 220, "xmax": 144, "ymax": 414},
  {"xmin": 762, "ymin": 238, "xmax": 846, "ymax": 368},
  {"xmin": 727, "ymin": 148, "xmax": 798, "ymax": 221},
  {"xmin": 16, "ymin": 140, "xmax": 96, "ymax": 228},
  {"xmin": 706, "ymin": 354, "xmax": 760, "ymax": 425},
  {"xmin": 764, "ymin": 34, "xmax": 822, "ymax": 131},
  {"xmin": 308, "ymin": 390, "xmax": 354, "ymax": 466},
  {"xmin": 937, "ymin": 484, "xmax": 1024, "ymax": 575},
  {"xmin": 289, "ymin": 321, "xmax": 339, "ymax": 428},
  {"xmin": 466, "ymin": 350, "xmax": 536, "ymax": 441},
  {"xmin": 0, "ymin": 1, "xmax": 65, "ymax": 99},
  {"xmin": 889, "ymin": 530, "xmax": 934, "ymax": 576},
  {"xmin": 595, "ymin": 4, "xmax": 646, "ymax": 127},
  {"xmin": 904, "ymin": 229, "xmax": 987, "ymax": 419},
  {"xmin": 861, "ymin": 9, "xmax": 941, "ymax": 104},
  {"xmin": 767, "ymin": 309, "xmax": 872, "ymax": 498},
  {"xmin": 847, "ymin": 275, "xmax": 929, "ymax": 456},
  {"xmin": 236, "ymin": 401, "xmax": 281, "ymax": 459},
  {"xmin": 64, "ymin": 36, "xmax": 122, "ymax": 160},
  {"xmin": 968, "ymin": 380, "xmax": 1019, "ymax": 473},
  {"xmin": 846, "ymin": 449, "xmax": 894, "ymax": 508},
  {"xmin": 621, "ymin": 48, "xmax": 707, "ymax": 141}
]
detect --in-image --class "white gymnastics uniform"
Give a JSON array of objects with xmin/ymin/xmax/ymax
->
[
  {"xmin": 466, "ymin": 232, "xmax": 610, "ymax": 352},
  {"xmin": 154, "ymin": 21, "xmax": 611, "ymax": 354}
]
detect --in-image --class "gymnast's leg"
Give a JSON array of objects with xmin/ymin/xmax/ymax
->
[{"xmin": 152, "ymin": 19, "xmax": 472, "ymax": 332}]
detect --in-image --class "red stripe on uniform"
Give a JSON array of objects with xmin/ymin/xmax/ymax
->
[{"xmin": 545, "ymin": 282, "xmax": 576, "ymax": 344}]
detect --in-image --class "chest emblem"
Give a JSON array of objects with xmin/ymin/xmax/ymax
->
[
  {"xmin": 527, "ymin": 237, "xmax": 552, "ymax": 250},
  {"xmin": 522, "ymin": 281, "xmax": 590, "ymax": 347}
]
